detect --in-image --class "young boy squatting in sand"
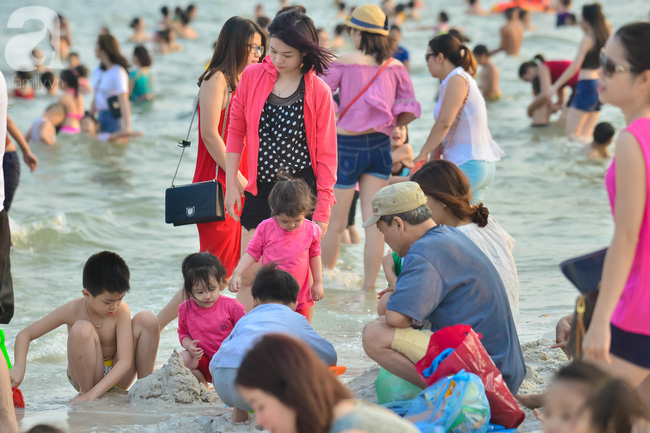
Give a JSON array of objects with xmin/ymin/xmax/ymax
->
[{"xmin": 9, "ymin": 251, "xmax": 159, "ymax": 402}]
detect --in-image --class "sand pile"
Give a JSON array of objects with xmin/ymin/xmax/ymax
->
[{"xmin": 129, "ymin": 350, "xmax": 216, "ymax": 404}]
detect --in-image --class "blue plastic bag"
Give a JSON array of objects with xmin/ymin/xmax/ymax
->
[{"xmin": 394, "ymin": 371, "xmax": 491, "ymax": 433}]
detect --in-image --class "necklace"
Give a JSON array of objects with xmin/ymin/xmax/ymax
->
[
  {"xmin": 84, "ymin": 298, "xmax": 105, "ymax": 329},
  {"xmin": 274, "ymin": 75, "xmax": 301, "ymax": 97}
]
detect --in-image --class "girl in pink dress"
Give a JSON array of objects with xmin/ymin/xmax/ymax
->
[
  {"xmin": 582, "ymin": 22, "xmax": 650, "ymax": 409},
  {"xmin": 229, "ymin": 173, "xmax": 323, "ymax": 322}
]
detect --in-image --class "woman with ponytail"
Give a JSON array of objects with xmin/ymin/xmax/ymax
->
[
  {"xmin": 411, "ymin": 160, "xmax": 519, "ymax": 321},
  {"xmin": 519, "ymin": 54, "xmax": 579, "ymax": 126},
  {"xmin": 58, "ymin": 69, "xmax": 84, "ymax": 134},
  {"xmin": 416, "ymin": 34, "xmax": 503, "ymax": 204}
]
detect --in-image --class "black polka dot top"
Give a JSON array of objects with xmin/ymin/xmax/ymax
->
[{"xmin": 257, "ymin": 78, "xmax": 311, "ymax": 183}]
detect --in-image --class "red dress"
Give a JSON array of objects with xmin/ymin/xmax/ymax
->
[{"xmin": 193, "ymin": 90, "xmax": 248, "ymax": 276}]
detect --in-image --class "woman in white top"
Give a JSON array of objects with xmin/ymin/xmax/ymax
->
[
  {"xmin": 90, "ymin": 34, "xmax": 131, "ymax": 134},
  {"xmin": 411, "ymin": 160, "xmax": 519, "ymax": 322},
  {"xmin": 416, "ymin": 34, "xmax": 503, "ymax": 203}
]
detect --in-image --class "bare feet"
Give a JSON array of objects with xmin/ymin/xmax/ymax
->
[
  {"xmin": 516, "ymin": 392, "xmax": 544, "ymax": 410},
  {"xmin": 232, "ymin": 407, "xmax": 250, "ymax": 423}
]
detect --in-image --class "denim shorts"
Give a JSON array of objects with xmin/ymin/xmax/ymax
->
[
  {"xmin": 336, "ymin": 133, "xmax": 392, "ymax": 189},
  {"xmin": 570, "ymin": 79, "xmax": 602, "ymax": 112},
  {"xmin": 98, "ymin": 109, "xmax": 121, "ymax": 133}
]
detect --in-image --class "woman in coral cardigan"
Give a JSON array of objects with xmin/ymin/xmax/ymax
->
[{"xmin": 225, "ymin": 10, "xmax": 337, "ymax": 310}]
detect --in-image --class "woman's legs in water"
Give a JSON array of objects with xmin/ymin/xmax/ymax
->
[
  {"xmin": 578, "ymin": 111, "xmax": 601, "ymax": 141},
  {"xmin": 359, "ymin": 173, "xmax": 389, "ymax": 289},
  {"xmin": 321, "ymin": 187, "xmax": 357, "ymax": 269},
  {"xmin": 565, "ymin": 107, "xmax": 591, "ymax": 142}
]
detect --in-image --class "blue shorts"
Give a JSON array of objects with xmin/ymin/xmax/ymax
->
[
  {"xmin": 336, "ymin": 133, "xmax": 392, "ymax": 189},
  {"xmin": 458, "ymin": 160, "xmax": 496, "ymax": 204},
  {"xmin": 98, "ymin": 109, "xmax": 121, "ymax": 133},
  {"xmin": 610, "ymin": 324, "xmax": 650, "ymax": 369},
  {"xmin": 570, "ymin": 79, "xmax": 602, "ymax": 112}
]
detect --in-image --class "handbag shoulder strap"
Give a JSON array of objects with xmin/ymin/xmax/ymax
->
[
  {"xmin": 338, "ymin": 57, "xmax": 393, "ymax": 122},
  {"xmin": 170, "ymin": 89, "xmax": 201, "ymax": 187},
  {"xmin": 442, "ymin": 73, "xmax": 470, "ymax": 152}
]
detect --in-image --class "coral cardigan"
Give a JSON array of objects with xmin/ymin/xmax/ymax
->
[{"xmin": 226, "ymin": 57, "xmax": 337, "ymax": 223}]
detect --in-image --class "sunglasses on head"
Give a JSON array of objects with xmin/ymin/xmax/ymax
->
[{"xmin": 600, "ymin": 51, "xmax": 632, "ymax": 78}]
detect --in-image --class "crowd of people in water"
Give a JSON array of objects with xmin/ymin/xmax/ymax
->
[{"xmin": 2, "ymin": 1, "xmax": 650, "ymax": 432}]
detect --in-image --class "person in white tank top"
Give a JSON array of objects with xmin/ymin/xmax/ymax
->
[{"xmin": 416, "ymin": 34, "xmax": 504, "ymax": 203}]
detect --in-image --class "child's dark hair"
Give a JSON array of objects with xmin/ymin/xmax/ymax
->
[
  {"xmin": 251, "ymin": 262, "xmax": 300, "ymax": 305},
  {"xmin": 16, "ymin": 70, "xmax": 32, "ymax": 81},
  {"xmin": 27, "ymin": 425, "xmax": 65, "ymax": 433},
  {"xmin": 161, "ymin": 6, "xmax": 169, "ymax": 17},
  {"xmin": 181, "ymin": 252, "xmax": 227, "ymax": 300},
  {"xmin": 554, "ymin": 360, "xmax": 610, "ymax": 385},
  {"xmin": 268, "ymin": 170, "xmax": 315, "ymax": 217},
  {"xmin": 583, "ymin": 378, "xmax": 643, "ymax": 433},
  {"xmin": 268, "ymin": 10, "xmax": 333, "ymax": 75},
  {"xmin": 75, "ymin": 64, "xmax": 88, "ymax": 78},
  {"xmin": 60, "ymin": 69, "xmax": 78, "ymax": 96},
  {"xmin": 593, "ymin": 122, "xmax": 615, "ymax": 145},
  {"xmin": 82, "ymin": 251, "xmax": 130, "ymax": 296},
  {"xmin": 130, "ymin": 17, "xmax": 141, "ymax": 29},
  {"xmin": 40, "ymin": 71, "xmax": 55, "ymax": 89},
  {"xmin": 334, "ymin": 24, "xmax": 346, "ymax": 36},
  {"xmin": 133, "ymin": 45, "xmax": 152, "ymax": 67},
  {"xmin": 473, "ymin": 44, "xmax": 489, "ymax": 57},
  {"xmin": 439, "ymin": 11, "xmax": 449, "ymax": 22}
]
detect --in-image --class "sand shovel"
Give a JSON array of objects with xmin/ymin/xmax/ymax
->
[{"xmin": 0, "ymin": 329, "xmax": 25, "ymax": 408}]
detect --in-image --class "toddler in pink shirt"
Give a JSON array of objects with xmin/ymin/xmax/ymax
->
[
  {"xmin": 178, "ymin": 252, "xmax": 245, "ymax": 386},
  {"xmin": 229, "ymin": 173, "xmax": 323, "ymax": 322}
]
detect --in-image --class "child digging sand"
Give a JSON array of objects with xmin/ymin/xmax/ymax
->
[
  {"xmin": 584, "ymin": 122, "xmax": 614, "ymax": 159},
  {"xmin": 177, "ymin": 252, "xmax": 245, "ymax": 387},
  {"xmin": 229, "ymin": 172, "xmax": 324, "ymax": 322},
  {"xmin": 9, "ymin": 251, "xmax": 159, "ymax": 402},
  {"xmin": 211, "ymin": 263, "xmax": 337, "ymax": 424}
]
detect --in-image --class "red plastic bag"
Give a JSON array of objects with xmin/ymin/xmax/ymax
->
[{"xmin": 414, "ymin": 324, "xmax": 525, "ymax": 429}]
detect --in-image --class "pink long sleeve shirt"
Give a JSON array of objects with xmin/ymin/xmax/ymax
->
[
  {"xmin": 226, "ymin": 57, "xmax": 338, "ymax": 223},
  {"xmin": 177, "ymin": 296, "xmax": 246, "ymax": 359}
]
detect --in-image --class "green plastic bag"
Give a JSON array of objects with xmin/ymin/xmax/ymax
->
[{"xmin": 375, "ymin": 367, "xmax": 423, "ymax": 404}]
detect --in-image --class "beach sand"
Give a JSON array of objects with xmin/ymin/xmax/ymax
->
[{"xmin": 18, "ymin": 337, "xmax": 566, "ymax": 432}]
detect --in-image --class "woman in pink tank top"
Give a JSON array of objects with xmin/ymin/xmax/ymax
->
[{"xmin": 582, "ymin": 22, "xmax": 650, "ymax": 406}]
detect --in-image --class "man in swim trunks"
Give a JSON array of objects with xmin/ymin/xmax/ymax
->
[{"xmin": 361, "ymin": 182, "xmax": 525, "ymax": 394}]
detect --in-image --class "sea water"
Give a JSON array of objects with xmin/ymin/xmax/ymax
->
[{"xmin": 0, "ymin": 0, "xmax": 645, "ymax": 431}]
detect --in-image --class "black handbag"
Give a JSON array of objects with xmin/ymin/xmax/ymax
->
[
  {"xmin": 164, "ymin": 88, "xmax": 231, "ymax": 226},
  {"xmin": 107, "ymin": 95, "xmax": 121, "ymax": 119}
]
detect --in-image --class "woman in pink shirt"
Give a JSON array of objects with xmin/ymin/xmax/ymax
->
[
  {"xmin": 225, "ymin": 10, "xmax": 337, "ymax": 307},
  {"xmin": 582, "ymin": 22, "xmax": 650, "ymax": 408},
  {"xmin": 320, "ymin": 4, "xmax": 421, "ymax": 290}
]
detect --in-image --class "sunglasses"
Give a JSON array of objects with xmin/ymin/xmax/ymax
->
[
  {"xmin": 599, "ymin": 51, "xmax": 631, "ymax": 78},
  {"xmin": 425, "ymin": 53, "xmax": 435, "ymax": 62}
]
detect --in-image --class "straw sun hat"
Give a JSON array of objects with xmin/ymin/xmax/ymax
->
[{"xmin": 345, "ymin": 4, "xmax": 389, "ymax": 36}]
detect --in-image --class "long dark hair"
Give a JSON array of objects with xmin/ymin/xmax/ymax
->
[
  {"xmin": 268, "ymin": 10, "xmax": 334, "ymax": 75},
  {"xmin": 411, "ymin": 160, "xmax": 489, "ymax": 227},
  {"xmin": 198, "ymin": 17, "xmax": 265, "ymax": 90},
  {"xmin": 615, "ymin": 22, "xmax": 650, "ymax": 75},
  {"xmin": 582, "ymin": 3, "xmax": 609, "ymax": 49},
  {"xmin": 518, "ymin": 54, "xmax": 545, "ymax": 79},
  {"xmin": 59, "ymin": 69, "xmax": 79, "ymax": 97},
  {"xmin": 428, "ymin": 33, "xmax": 477, "ymax": 77},
  {"xmin": 235, "ymin": 334, "xmax": 352, "ymax": 433},
  {"xmin": 97, "ymin": 34, "xmax": 129, "ymax": 72}
]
